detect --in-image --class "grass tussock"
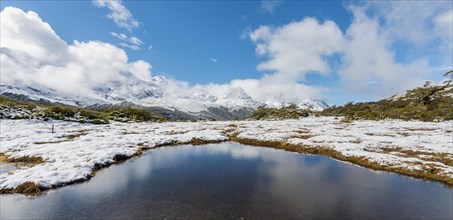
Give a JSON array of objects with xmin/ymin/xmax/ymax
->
[
  {"xmin": 378, "ymin": 147, "xmax": 453, "ymax": 167},
  {"xmin": 190, "ymin": 138, "xmax": 224, "ymax": 145},
  {"xmin": 0, "ymin": 153, "xmax": 44, "ymax": 166},
  {"xmin": 0, "ymin": 153, "xmax": 9, "ymax": 163},
  {"xmin": 112, "ymin": 154, "xmax": 130, "ymax": 163},
  {"xmin": 135, "ymin": 143, "xmax": 151, "ymax": 156},
  {"xmin": 14, "ymin": 182, "xmax": 42, "ymax": 195}
]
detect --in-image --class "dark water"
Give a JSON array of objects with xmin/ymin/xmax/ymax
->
[{"xmin": 1, "ymin": 142, "xmax": 452, "ymax": 219}]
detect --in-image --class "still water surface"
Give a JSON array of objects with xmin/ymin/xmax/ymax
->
[{"xmin": 1, "ymin": 142, "xmax": 452, "ymax": 219}]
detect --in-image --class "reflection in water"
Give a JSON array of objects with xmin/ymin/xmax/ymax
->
[{"xmin": 1, "ymin": 142, "xmax": 452, "ymax": 219}]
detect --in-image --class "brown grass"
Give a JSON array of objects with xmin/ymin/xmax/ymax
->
[
  {"xmin": 0, "ymin": 153, "xmax": 44, "ymax": 166},
  {"xmin": 290, "ymin": 134, "xmax": 313, "ymax": 139},
  {"xmin": 378, "ymin": 147, "xmax": 453, "ymax": 167},
  {"xmin": 14, "ymin": 182, "xmax": 42, "ymax": 195},
  {"xmin": 405, "ymin": 127, "xmax": 437, "ymax": 131},
  {"xmin": 121, "ymin": 131, "xmax": 140, "ymax": 135},
  {"xmin": 364, "ymin": 132, "xmax": 395, "ymax": 137},
  {"xmin": 0, "ymin": 153, "xmax": 8, "ymax": 163},
  {"xmin": 190, "ymin": 138, "xmax": 223, "ymax": 145},
  {"xmin": 64, "ymin": 132, "xmax": 88, "ymax": 140},
  {"xmin": 397, "ymin": 132, "xmax": 410, "ymax": 137},
  {"xmin": 167, "ymin": 130, "xmax": 189, "ymax": 135},
  {"xmin": 34, "ymin": 140, "xmax": 67, "ymax": 144},
  {"xmin": 34, "ymin": 131, "xmax": 88, "ymax": 144}
]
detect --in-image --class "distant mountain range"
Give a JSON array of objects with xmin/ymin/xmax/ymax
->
[{"xmin": 0, "ymin": 76, "xmax": 328, "ymax": 120}]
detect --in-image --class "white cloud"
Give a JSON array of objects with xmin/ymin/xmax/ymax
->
[
  {"xmin": 337, "ymin": 3, "xmax": 451, "ymax": 97},
  {"xmin": 110, "ymin": 32, "xmax": 127, "ymax": 40},
  {"xmin": 0, "ymin": 7, "xmax": 68, "ymax": 66},
  {"xmin": 208, "ymin": 58, "xmax": 218, "ymax": 63},
  {"xmin": 118, "ymin": 42, "xmax": 140, "ymax": 51},
  {"xmin": 433, "ymin": 9, "xmax": 453, "ymax": 65},
  {"xmin": 1, "ymin": 7, "xmax": 151, "ymax": 96},
  {"xmin": 368, "ymin": 1, "xmax": 450, "ymax": 46},
  {"xmin": 230, "ymin": 77, "xmax": 324, "ymax": 104},
  {"xmin": 261, "ymin": 0, "xmax": 282, "ymax": 14},
  {"xmin": 3, "ymin": 2, "xmax": 450, "ymax": 108},
  {"xmin": 434, "ymin": 9, "xmax": 453, "ymax": 39},
  {"xmin": 92, "ymin": 0, "xmax": 140, "ymax": 31},
  {"xmin": 110, "ymin": 32, "xmax": 143, "ymax": 50},
  {"xmin": 128, "ymin": 36, "xmax": 143, "ymax": 45},
  {"xmin": 249, "ymin": 18, "xmax": 344, "ymax": 81},
  {"xmin": 129, "ymin": 60, "xmax": 152, "ymax": 82},
  {"xmin": 0, "ymin": 6, "xmax": 320, "ymax": 107},
  {"xmin": 338, "ymin": 6, "xmax": 428, "ymax": 95},
  {"xmin": 248, "ymin": 2, "xmax": 452, "ymax": 99}
]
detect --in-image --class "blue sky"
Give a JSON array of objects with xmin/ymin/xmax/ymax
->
[{"xmin": 1, "ymin": 1, "xmax": 452, "ymax": 105}]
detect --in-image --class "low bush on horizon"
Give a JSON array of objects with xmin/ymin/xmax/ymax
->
[
  {"xmin": 248, "ymin": 104, "xmax": 311, "ymax": 120},
  {"xmin": 107, "ymin": 106, "xmax": 165, "ymax": 122},
  {"xmin": 0, "ymin": 96, "xmax": 165, "ymax": 123}
]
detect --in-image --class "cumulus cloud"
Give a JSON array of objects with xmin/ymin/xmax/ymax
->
[
  {"xmin": 0, "ymin": 6, "xmax": 319, "ymax": 108},
  {"xmin": 230, "ymin": 77, "xmax": 324, "ymax": 105},
  {"xmin": 250, "ymin": 18, "xmax": 344, "ymax": 81},
  {"xmin": 0, "ymin": 7, "xmax": 68, "ymax": 66},
  {"xmin": 248, "ymin": 2, "xmax": 452, "ymax": 99},
  {"xmin": 92, "ymin": 0, "xmax": 140, "ymax": 31},
  {"xmin": 0, "ymin": 6, "xmax": 339, "ymax": 106},
  {"xmin": 337, "ymin": 3, "xmax": 451, "ymax": 96},
  {"xmin": 338, "ymin": 6, "xmax": 428, "ymax": 95},
  {"xmin": 1, "ymin": 7, "xmax": 151, "ymax": 96},
  {"xmin": 235, "ymin": 17, "xmax": 344, "ymax": 103}
]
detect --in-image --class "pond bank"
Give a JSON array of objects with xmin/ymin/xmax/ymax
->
[{"xmin": 1, "ymin": 117, "xmax": 452, "ymax": 194}]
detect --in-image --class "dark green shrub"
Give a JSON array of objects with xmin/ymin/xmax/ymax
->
[
  {"xmin": 46, "ymin": 106, "xmax": 76, "ymax": 118},
  {"xmin": 249, "ymin": 104, "xmax": 311, "ymax": 120},
  {"xmin": 107, "ymin": 106, "xmax": 165, "ymax": 122}
]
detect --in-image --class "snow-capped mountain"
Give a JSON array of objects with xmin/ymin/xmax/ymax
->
[{"xmin": 0, "ymin": 75, "xmax": 328, "ymax": 120}]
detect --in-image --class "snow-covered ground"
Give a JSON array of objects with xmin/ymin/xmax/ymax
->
[{"xmin": 1, "ymin": 117, "xmax": 452, "ymax": 191}]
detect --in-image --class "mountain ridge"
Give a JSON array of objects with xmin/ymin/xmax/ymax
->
[{"xmin": 0, "ymin": 77, "xmax": 328, "ymax": 120}]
